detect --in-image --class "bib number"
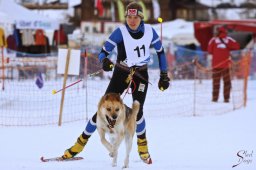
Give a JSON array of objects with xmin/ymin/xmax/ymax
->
[{"xmin": 134, "ymin": 45, "xmax": 145, "ymax": 58}]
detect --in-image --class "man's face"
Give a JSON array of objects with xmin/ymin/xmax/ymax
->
[{"xmin": 126, "ymin": 15, "xmax": 141, "ymax": 31}]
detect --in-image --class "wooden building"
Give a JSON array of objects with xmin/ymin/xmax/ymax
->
[
  {"xmin": 20, "ymin": 0, "xmax": 68, "ymax": 9},
  {"xmin": 72, "ymin": 0, "xmax": 210, "ymax": 27}
]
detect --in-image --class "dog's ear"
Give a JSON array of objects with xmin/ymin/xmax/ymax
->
[
  {"xmin": 104, "ymin": 93, "xmax": 119, "ymax": 101},
  {"xmin": 104, "ymin": 93, "xmax": 110, "ymax": 100},
  {"xmin": 114, "ymin": 93, "xmax": 121, "ymax": 101},
  {"xmin": 114, "ymin": 93, "xmax": 124, "ymax": 105}
]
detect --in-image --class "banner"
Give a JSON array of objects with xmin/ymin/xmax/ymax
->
[{"xmin": 16, "ymin": 20, "xmax": 59, "ymax": 30}]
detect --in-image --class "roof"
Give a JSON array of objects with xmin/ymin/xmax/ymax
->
[
  {"xmin": 176, "ymin": 0, "xmax": 210, "ymax": 9},
  {"xmin": 0, "ymin": 0, "xmax": 59, "ymax": 29}
]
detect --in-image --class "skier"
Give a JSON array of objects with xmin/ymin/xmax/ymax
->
[{"xmin": 62, "ymin": 1, "xmax": 170, "ymax": 164}]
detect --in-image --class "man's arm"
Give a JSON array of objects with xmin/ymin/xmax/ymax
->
[
  {"xmin": 207, "ymin": 37, "xmax": 215, "ymax": 54},
  {"xmin": 98, "ymin": 28, "xmax": 123, "ymax": 62},
  {"xmin": 227, "ymin": 37, "xmax": 240, "ymax": 51},
  {"xmin": 151, "ymin": 28, "xmax": 168, "ymax": 72}
]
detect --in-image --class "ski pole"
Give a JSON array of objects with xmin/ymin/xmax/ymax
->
[
  {"xmin": 89, "ymin": 69, "xmax": 103, "ymax": 77},
  {"xmin": 52, "ymin": 79, "xmax": 82, "ymax": 95},
  {"xmin": 88, "ymin": 63, "xmax": 114, "ymax": 77},
  {"xmin": 157, "ymin": 17, "xmax": 163, "ymax": 41}
]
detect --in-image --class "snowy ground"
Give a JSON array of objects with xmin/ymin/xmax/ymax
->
[{"xmin": 0, "ymin": 80, "xmax": 255, "ymax": 170}]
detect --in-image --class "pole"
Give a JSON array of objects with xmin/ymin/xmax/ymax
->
[
  {"xmin": 85, "ymin": 53, "xmax": 88, "ymax": 121},
  {"xmin": 161, "ymin": 22, "xmax": 162, "ymax": 42},
  {"xmin": 243, "ymin": 51, "xmax": 250, "ymax": 107},
  {"xmin": 58, "ymin": 48, "xmax": 71, "ymax": 126},
  {"xmin": 157, "ymin": 17, "xmax": 163, "ymax": 42},
  {"xmin": 1, "ymin": 47, "xmax": 5, "ymax": 90},
  {"xmin": 52, "ymin": 79, "xmax": 82, "ymax": 94},
  {"xmin": 193, "ymin": 58, "xmax": 198, "ymax": 116}
]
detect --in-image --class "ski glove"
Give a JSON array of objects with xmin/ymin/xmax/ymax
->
[
  {"xmin": 158, "ymin": 71, "xmax": 170, "ymax": 91},
  {"xmin": 102, "ymin": 58, "xmax": 114, "ymax": 72},
  {"xmin": 62, "ymin": 134, "xmax": 88, "ymax": 159}
]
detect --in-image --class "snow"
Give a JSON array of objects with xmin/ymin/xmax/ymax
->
[
  {"xmin": 0, "ymin": 0, "xmax": 255, "ymax": 169},
  {"xmin": 0, "ymin": 80, "xmax": 255, "ymax": 170},
  {"xmin": 199, "ymin": 0, "xmax": 247, "ymax": 7}
]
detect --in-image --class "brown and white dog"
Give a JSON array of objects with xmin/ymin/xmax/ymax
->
[{"xmin": 96, "ymin": 93, "xmax": 140, "ymax": 168}]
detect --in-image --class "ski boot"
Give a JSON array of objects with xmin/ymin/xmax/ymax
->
[
  {"xmin": 62, "ymin": 134, "xmax": 88, "ymax": 159},
  {"xmin": 137, "ymin": 138, "xmax": 152, "ymax": 164}
]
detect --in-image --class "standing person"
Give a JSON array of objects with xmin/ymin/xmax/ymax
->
[
  {"xmin": 207, "ymin": 26, "xmax": 240, "ymax": 103},
  {"xmin": 62, "ymin": 1, "xmax": 170, "ymax": 164}
]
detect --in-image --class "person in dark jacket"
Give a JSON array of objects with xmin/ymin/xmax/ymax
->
[
  {"xmin": 208, "ymin": 26, "xmax": 240, "ymax": 103},
  {"xmin": 62, "ymin": 1, "xmax": 170, "ymax": 164}
]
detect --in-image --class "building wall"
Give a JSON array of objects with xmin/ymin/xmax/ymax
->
[{"xmin": 75, "ymin": 0, "xmax": 209, "ymax": 24}]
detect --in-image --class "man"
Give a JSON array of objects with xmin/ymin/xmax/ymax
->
[
  {"xmin": 207, "ymin": 26, "xmax": 240, "ymax": 103},
  {"xmin": 62, "ymin": 1, "xmax": 170, "ymax": 164}
]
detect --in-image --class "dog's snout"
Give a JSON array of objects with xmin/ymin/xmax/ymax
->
[{"xmin": 112, "ymin": 114, "xmax": 117, "ymax": 120}]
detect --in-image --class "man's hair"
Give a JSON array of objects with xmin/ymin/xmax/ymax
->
[
  {"xmin": 217, "ymin": 26, "xmax": 227, "ymax": 33},
  {"xmin": 125, "ymin": 2, "xmax": 144, "ymax": 19},
  {"xmin": 217, "ymin": 26, "xmax": 227, "ymax": 38}
]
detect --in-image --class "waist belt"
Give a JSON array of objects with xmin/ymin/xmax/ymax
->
[
  {"xmin": 115, "ymin": 62, "xmax": 147, "ymax": 71},
  {"xmin": 115, "ymin": 62, "xmax": 150, "ymax": 84}
]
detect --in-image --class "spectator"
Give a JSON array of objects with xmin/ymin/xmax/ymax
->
[{"xmin": 207, "ymin": 26, "xmax": 240, "ymax": 103}]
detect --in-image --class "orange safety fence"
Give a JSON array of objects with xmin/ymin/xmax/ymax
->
[{"xmin": 0, "ymin": 47, "xmax": 253, "ymax": 126}]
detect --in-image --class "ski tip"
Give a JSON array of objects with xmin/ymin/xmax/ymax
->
[
  {"xmin": 147, "ymin": 158, "xmax": 152, "ymax": 164},
  {"xmin": 40, "ymin": 156, "xmax": 46, "ymax": 162},
  {"xmin": 143, "ymin": 157, "xmax": 152, "ymax": 164}
]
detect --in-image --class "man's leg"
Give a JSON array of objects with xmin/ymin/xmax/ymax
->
[
  {"xmin": 132, "ymin": 71, "xmax": 152, "ymax": 164},
  {"xmin": 62, "ymin": 114, "xmax": 97, "ymax": 158},
  {"xmin": 136, "ymin": 114, "xmax": 152, "ymax": 164},
  {"xmin": 212, "ymin": 69, "xmax": 221, "ymax": 102},
  {"xmin": 223, "ymin": 68, "xmax": 231, "ymax": 102}
]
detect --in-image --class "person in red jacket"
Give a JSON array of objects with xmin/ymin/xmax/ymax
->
[{"xmin": 207, "ymin": 26, "xmax": 240, "ymax": 103}]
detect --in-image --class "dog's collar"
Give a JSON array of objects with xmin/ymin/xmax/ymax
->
[{"xmin": 106, "ymin": 115, "xmax": 116, "ymax": 129}]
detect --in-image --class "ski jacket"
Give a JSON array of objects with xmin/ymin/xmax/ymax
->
[
  {"xmin": 98, "ymin": 21, "xmax": 168, "ymax": 72},
  {"xmin": 208, "ymin": 36, "xmax": 240, "ymax": 68}
]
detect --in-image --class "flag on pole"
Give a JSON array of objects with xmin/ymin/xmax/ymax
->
[
  {"xmin": 94, "ymin": 0, "xmax": 104, "ymax": 17},
  {"xmin": 35, "ymin": 72, "xmax": 44, "ymax": 89}
]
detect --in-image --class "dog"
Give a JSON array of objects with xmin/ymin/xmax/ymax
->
[{"xmin": 96, "ymin": 93, "xmax": 140, "ymax": 168}]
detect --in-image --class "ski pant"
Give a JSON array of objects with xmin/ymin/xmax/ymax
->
[{"xmin": 212, "ymin": 68, "xmax": 231, "ymax": 101}]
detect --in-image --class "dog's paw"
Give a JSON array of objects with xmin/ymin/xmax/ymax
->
[
  {"xmin": 109, "ymin": 152, "xmax": 114, "ymax": 157},
  {"xmin": 112, "ymin": 162, "xmax": 117, "ymax": 167},
  {"xmin": 122, "ymin": 165, "xmax": 128, "ymax": 169}
]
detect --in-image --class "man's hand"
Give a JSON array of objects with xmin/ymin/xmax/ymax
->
[
  {"xmin": 158, "ymin": 71, "xmax": 170, "ymax": 91},
  {"xmin": 102, "ymin": 58, "xmax": 114, "ymax": 71}
]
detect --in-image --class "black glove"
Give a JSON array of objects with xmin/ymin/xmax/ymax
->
[
  {"xmin": 158, "ymin": 71, "xmax": 170, "ymax": 91},
  {"xmin": 102, "ymin": 58, "xmax": 114, "ymax": 71}
]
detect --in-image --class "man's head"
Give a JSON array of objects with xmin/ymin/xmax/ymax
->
[
  {"xmin": 217, "ymin": 26, "xmax": 227, "ymax": 38},
  {"xmin": 125, "ymin": 2, "xmax": 144, "ymax": 19},
  {"xmin": 125, "ymin": 2, "xmax": 143, "ymax": 30}
]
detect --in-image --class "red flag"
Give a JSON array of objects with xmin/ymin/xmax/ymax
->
[{"xmin": 95, "ymin": 0, "xmax": 104, "ymax": 17}]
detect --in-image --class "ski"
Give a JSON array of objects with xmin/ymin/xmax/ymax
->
[
  {"xmin": 40, "ymin": 156, "xmax": 84, "ymax": 162},
  {"xmin": 142, "ymin": 157, "xmax": 152, "ymax": 164}
]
